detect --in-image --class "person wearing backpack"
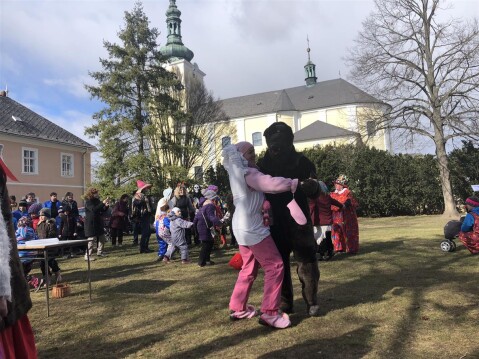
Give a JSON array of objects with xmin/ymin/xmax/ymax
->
[
  {"xmin": 193, "ymin": 193, "xmax": 223, "ymax": 267},
  {"xmin": 154, "ymin": 197, "xmax": 171, "ymax": 261}
]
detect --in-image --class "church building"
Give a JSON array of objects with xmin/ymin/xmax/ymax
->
[{"xmin": 160, "ymin": 0, "xmax": 392, "ymax": 179}]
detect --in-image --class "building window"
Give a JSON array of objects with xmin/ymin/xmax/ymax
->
[
  {"xmin": 61, "ymin": 153, "xmax": 74, "ymax": 177},
  {"xmin": 194, "ymin": 166, "xmax": 203, "ymax": 182},
  {"xmin": 366, "ymin": 121, "xmax": 376, "ymax": 136},
  {"xmin": 221, "ymin": 136, "xmax": 231, "ymax": 148},
  {"xmin": 252, "ymin": 132, "xmax": 262, "ymax": 146},
  {"xmin": 22, "ymin": 147, "xmax": 38, "ymax": 174}
]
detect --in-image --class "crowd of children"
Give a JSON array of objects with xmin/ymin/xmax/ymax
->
[
  {"xmin": 154, "ymin": 184, "xmax": 232, "ymax": 267},
  {"xmin": 11, "ymin": 183, "xmax": 236, "ymax": 290},
  {"xmin": 9, "ymin": 166, "xmax": 361, "ymax": 332},
  {"xmin": 11, "ymin": 192, "xmax": 81, "ymax": 291}
]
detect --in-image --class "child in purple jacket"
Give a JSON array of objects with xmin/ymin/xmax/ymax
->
[{"xmin": 193, "ymin": 195, "xmax": 223, "ymax": 267}]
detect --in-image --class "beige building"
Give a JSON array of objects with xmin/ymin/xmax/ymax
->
[
  {"xmin": 0, "ymin": 91, "xmax": 96, "ymax": 204},
  {"xmin": 218, "ymin": 77, "xmax": 392, "ymax": 159},
  {"xmin": 159, "ymin": 0, "xmax": 392, "ymax": 181}
]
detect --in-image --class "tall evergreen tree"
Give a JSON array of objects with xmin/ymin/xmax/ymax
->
[{"xmin": 85, "ymin": 2, "xmax": 181, "ymax": 195}]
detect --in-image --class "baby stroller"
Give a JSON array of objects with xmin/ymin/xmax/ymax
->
[{"xmin": 440, "ymin": 216, "xmax": 465, "ymax": 252}]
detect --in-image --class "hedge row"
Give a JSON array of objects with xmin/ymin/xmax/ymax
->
[{"xmin": 205, "ymin": 141, "xmax": 479, "ymax": 217}]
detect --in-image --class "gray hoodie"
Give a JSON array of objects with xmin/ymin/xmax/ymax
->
[{"xmin": 168, "ymin": 212, "xmax": 193, "ymax": 246}]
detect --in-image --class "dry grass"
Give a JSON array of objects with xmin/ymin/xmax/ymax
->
[{"xmin": 28, "ymin": 215, "xmax": 479, "ymax": 359}]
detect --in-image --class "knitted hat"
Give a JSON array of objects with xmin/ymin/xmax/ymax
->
[
  {"xmin": 206, "ymin": 185, "xmax": 218, "ymax": 193},
  {"xmin": 27, "ymin": 202, "xmax": 43, "ymax": 215},
  {"xmin": 465, "ymin": 196, "xmax": 479, "ymax": 207},
  {"xmin": 171, "ymin": 207, "xmax": 181, "ymax": 215},
  {"xmin": 201, "ymin": 189, "xmax": 217, "ymax": 200},
  {"xmin": 39, "ymin": 208, "xmax": 51, "ymax": 218},
  {"xmin": 18, "ymin": 200, "xmax": 27, "ymax": 207}
]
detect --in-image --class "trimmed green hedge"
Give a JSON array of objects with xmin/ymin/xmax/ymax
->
[{"xmin": 205, "ymin": 141, "xmax": 479, "ymax": 217}]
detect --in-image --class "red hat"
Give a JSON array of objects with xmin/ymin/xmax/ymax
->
[{"xmin": 136, "ymin": 180, "xmax": 152, "ymax": 193}]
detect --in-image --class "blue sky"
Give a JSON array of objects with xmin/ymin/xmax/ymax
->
[{"xmin": 1, "ymin": 0, "xmax": 478, "ymax": 160}]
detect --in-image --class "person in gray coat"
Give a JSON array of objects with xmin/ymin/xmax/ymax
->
[{"xmin": 163, "ymin": 207, "xmax": 193, "ymax": 264}]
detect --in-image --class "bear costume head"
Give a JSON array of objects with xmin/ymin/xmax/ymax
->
[{"xmin": 263, "ymin": 122, "xmax": 295, "ymax": 162}]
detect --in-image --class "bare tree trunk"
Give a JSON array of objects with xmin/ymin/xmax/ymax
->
[{"xmin": 435, "ymin": 138, "xmax": 458, "ymax": 218}]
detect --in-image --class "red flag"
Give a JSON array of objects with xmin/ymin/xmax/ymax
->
[{"xmin": 0, "ymin": 157, "xmax": 18, "ymax": 182}]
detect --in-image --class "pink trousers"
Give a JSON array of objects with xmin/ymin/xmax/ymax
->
[{"xmin": 229, "ymin": 235, "xmax": 284, "ymax": 315}]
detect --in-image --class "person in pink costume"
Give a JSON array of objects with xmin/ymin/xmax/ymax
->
[{"xmin": 223, "ymin": 141, "xmax": 299, "ymax": 329}]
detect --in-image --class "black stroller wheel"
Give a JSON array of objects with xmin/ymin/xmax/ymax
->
[
  {"xmin": 449, "ymin": 240, "xmax": 456, "ymax": 252},
  {"xmin": 440, "ymin": 240, "xmax": 452, "ymax": 252}
]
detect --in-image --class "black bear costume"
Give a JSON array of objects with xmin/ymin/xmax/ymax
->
[{"xmin": 257, "ymin": 122, "xmax": 320, "ymax": 316}]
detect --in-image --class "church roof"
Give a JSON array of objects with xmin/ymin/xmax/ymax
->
[
  {"xmin": 219, "ymin": 78, "xmax": 384, "ymax": 119},
  {"xmin": 0, "ymin": 95, "xmax": 95, "ymax": 149},
  {"xmin": 293, "ymin": 120, "xmax": 358, "ymax": 142}
]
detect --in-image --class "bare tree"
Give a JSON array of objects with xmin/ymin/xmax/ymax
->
[
  {"xmin": 346, "ymin": 0, "xmax": 479, "ymax": 217},
  {"xmin": 148, "ymin": 76, "xmax": 232, "ymax": 185}
]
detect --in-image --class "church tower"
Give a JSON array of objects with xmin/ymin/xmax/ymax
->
[
  {"xmin": 304, "ymin": 36, "xmax": 317, "ymax": 86},
  {"xmin": 160, "ymin": 0, "xmax": 205, "ymax": 86}
]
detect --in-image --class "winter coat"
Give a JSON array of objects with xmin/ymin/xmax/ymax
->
[
  {"xmin": 84, "ymin": 198, "xmax": 108, "ymax": 237},
  {"xmin": 59, "ymin": 213, "xmax": 77, "ymax": 238},
  {"xmin": 193, "ymin": 202, "xmax": 222, "ymax": 242},
  {"xmin": 61, "ymin": 199, "xmax": 80, "ymax": 219},
  {"xmin": 131, "ymin": 194, "xmax": 151, "ymax": 221},
  {"xmin": 168, "ymin": 212, "xmax": 193, "ymax": 246},
  {"xmin": 110, "ymin": 201, "xmax": 129, "ymax": 230},
  {"xmin": 461, "ymin": 207, "xmax": 479, "ymax": 232},
  {"xmin": 12, "ymin": 209, "xmax": 28, "ymax": 221},
  {"xmin": 15, "ymin": 226, "xmax": 37, "ymax": 263},
  {"xmin": 43, "ymin": 200, "xmax": 61, "ymax": 219},
  {"xmin": 36, "ymin": 219, "xmax": 58, "ymax": 239},
  {"xmin": 308, "ymin": 194, "xmax": 343, "ymax": 226}
]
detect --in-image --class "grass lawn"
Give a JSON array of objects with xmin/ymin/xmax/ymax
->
[{"xmin": 28, "ymin": 215, "xmax": 479, "ymax": 359}]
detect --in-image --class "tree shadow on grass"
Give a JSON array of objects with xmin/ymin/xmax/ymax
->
[
  {"xmin": 314, "ymin": 238, "xmax": 479, "ymax": 356},
  {"xmin": 357, "ymin": 239, "xmax": 405, "ymax": 255},
  {"xmin": 99, "ymin": 279, "xmax": 176, "ymax": 295},
  {"xmin": 258, "ymin": 324, "xmax": 377, "ymax": 359},
  {"xmin": 40, "ymin": 332, "xmax": 163, "ymax": 359},
  {"xmin": 165, "ymin": 325, "xmax": 287, "ymax": 359},
  {"xmin": 62, "ymin": 261, "xmax": 158, "ymax": 284}
]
